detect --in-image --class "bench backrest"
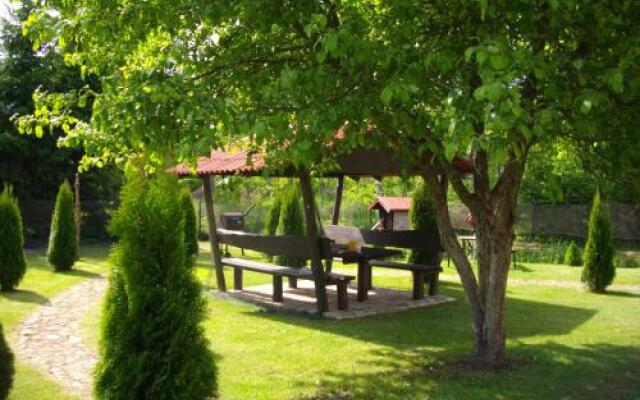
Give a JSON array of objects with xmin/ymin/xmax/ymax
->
[
  {"xmin": 217, "ymin": 229, "xmax": 333, "ymax": 259},
  {"xmin": 324, "ymin": 225, "xmax": 442, "ymax": 253}
]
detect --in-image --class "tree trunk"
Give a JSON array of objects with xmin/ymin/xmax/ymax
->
[{"xmin": 422, "ymin": 155, "xmax": 524, "ymax": 369}]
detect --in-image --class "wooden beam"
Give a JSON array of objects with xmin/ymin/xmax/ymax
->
[
  {"xmin": 202, "ymin": 175, "xmax": 227, "ymax": 292},
  {"xmin": 299, "ymin": 169, "xmax": 328, "ymax": 314},
  {"xmin": 331, "ymin": 175, "xmax": 344, "ymax": 225}
]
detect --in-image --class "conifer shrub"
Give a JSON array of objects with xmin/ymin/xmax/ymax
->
[
  {"xmin": 264, "ymin": 195, "xmax": 282, "ymax": 236},
  {"xmin": 581, "ymin": 192, "xmax": 615, "ymax": 292},
  {"xmin": 47, "ymin": 180, "xmax": 78, "ymax": 271},
  {"xmin": 94, "ymin": 171, "xmax": 217, "ymax": 400},
  {"xmin": 563, "ymin": 241, "xmax": 582, "ymax": 266},
  {"xmin": 0, "ymin": 323, "xmax": 14, "ymax": 400},
  {"xmin": 0, "ymin": 187, "xmax": 27, "ymax": 291},
  {"xmin": 179, "ymin": 190, "xmax": 199, "ymax": 267},
  {"xmin": 264, "ymin": 194, "xmax": 283, "ymax": 261},
  {"xmin": 276, "ymin": 187, "xmax": 306, "ymax": 267},
  {"xmin": 408, "ymin": 180, "xmax": 440, "ymax": 265}
]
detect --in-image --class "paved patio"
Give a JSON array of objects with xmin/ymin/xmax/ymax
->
[{"xmin": 220, "ymin": 280, "xmax": 455, "ymax": 319}]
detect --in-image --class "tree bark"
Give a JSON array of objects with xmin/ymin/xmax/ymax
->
[{"xmin": 422, "ymin": 154, "xmax": 525, "ymax": 368}]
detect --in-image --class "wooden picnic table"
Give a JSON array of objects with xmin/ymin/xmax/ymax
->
[{"xmin": 331, "ymin": 245, "xmax": 402, "ymax": 301}]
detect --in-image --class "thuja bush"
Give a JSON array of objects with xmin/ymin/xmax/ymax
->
[
  {"xmin": 47, "ymin": 180, "xmax": 77, "ymax": 271},
  {"xmin": 94, "ymin": 171, "xmax": 216, "ymax": 400},
  {"xmin": 264, "ymin": 195, "xmax": 282, "ymax": 236},
  {"xmin": 0, "ymin": 187, "xmax": 26, "ymax": 291},
  {"xmin": 581, "ymin": 192, "xmax": 615, "ymax": 292},
  {"xmin": 276, "ymin": 187, "xmax": 306, "ymax": 267},
  {"xmin": 179, "ymin": 190, "xmax": 199, "ymax": 267},
  {"xmin": 264, "ymin": 194, "xmax": 282, "ymax": 261},
  {"xmin": 0, "ymin": 323, "xmax": 14, "ymax": 400},
  {"xmin": 408, "ymin": 180, "xmax": 440, "ymax": 265},
  {"xmin": 564, "ymin": 241, "xmax": 582, "ymax": 266}
]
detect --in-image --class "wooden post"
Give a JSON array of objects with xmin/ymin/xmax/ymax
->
[
  {"xmin": 331, "ymin": 175, "xmax": 344, "ymax": 225},
  {"xmin": 74, "ymin": 172, "xmax": 81, "ymax": 246},
  {"xmin": 202, "ymin": 175, "xmax": 227, "ymax": 292},
  {"xmin": 299, "ymin": 169, "xmax": 328, "ymax": 314}
]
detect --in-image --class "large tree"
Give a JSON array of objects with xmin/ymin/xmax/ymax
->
[{"xmin": 20, "ymin": 0, "xmax": 640, "ymax": 368}]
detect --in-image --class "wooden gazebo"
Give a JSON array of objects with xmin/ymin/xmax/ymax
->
[{"xmin": 174, "ymin": 147, "xmax": 473, "ymax": 314}]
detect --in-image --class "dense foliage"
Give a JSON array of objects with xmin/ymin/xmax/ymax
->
[
  {"xmin": 276, "ymin": 186, "xmax": 306, "ymax": 267},
  {"xmin": 0, "ymin": 187, "xmax": 27, "ymax": 291},
  {"xmin": 179, "ymin": 190, "xmax": 199, "ymax": 267},
  {"xmin": 564, "ymin": 241, "xmax": 582, "ymax": 267},
  {"xmin": 47, "ymin": 180, "xmax": 77, "ymax": 271},
  {"xmin": 95, "ymin": 170, "xmax": 216, "ymax": 400},
  {"xmin": 582, "ymin": 192, "xmax": 615, "ymax": 292},
  {"xmin": 408, "ymin": 180, "xmax": 439, "ymax": 265},
  {"xmin": 0, "ymin": 323, "xmax": 13, "ymax": 400}
]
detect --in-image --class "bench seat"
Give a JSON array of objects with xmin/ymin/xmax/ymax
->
[{"xmin": 221, "ymin": 257, "xmax": 355, "ymax": 310}]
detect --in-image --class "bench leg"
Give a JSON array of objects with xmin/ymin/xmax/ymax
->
[
  {"xmin": 233, "ymin": 268, "xmax": 243, "ymax": 291},
  {"xmin": 412, "ymin": 270, "xmax": 426, "ymax": 300},
  {"xmin": 337, "ymin": 282, "xmax": 349, "ymax": 311},
  {"xmin": 428, "ymin": 271, "xmax": 439, "ymax": 296},
  {"xmin": 273, "ymin": 275, "xmax": 283, "ymax": 302},
  {"xmin": 288, "ymin": 276, "xmax": 298, "ymax": 289},
  {"xmin": 357, "ymin": 260, "xmax": 369, "ymax": 302}
]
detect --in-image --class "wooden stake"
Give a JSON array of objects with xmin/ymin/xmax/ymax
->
[
  {"xmin": 202, "ymin": 175, "xmax": 227, "ymax": 292},
  {"xmin": 74, "ymin": 172, "xmax": 81, "ymax": 246},
  {"xmin": 331, "ymin": 175, "xmax": 344, "ymax": 225}
]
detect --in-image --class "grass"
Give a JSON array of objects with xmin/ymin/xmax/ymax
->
[{"xmin": 5, "ymin": 244, "xmax": 640, "ymax": 399}]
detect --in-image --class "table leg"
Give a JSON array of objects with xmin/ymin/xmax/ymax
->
[{"xmin": 357, "ymin": 260, "xmax": 369, "ymax": 302}]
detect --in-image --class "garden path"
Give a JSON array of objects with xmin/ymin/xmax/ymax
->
[{"xmin": 16, "ymin": 276, "xmax": 107, "ymax": 399}]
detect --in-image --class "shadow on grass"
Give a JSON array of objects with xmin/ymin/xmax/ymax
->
[
  {"xmin": 244, "ymin": 281, "xmax": 597, "ymax": 348},
  {"xmin": 293, "ymin": 342, "xmax": 640, "ymax": 400},
  {"xmin": 0, "ymin": 289, "xmax": 50, "ymax": 305},
  {"xmin": 603, "ymin": 290, "xmax": 640, "ymax": 299}
]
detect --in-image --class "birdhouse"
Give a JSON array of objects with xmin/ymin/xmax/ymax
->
[{"xmin": 368, "ymin": 197, "xmax": 411, "ymax": 231}]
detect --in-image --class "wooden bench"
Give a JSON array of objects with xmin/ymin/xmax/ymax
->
[
  {"xmin": 325, "ymin": 225, "xmax": 443, "ymax": 300},
  {"xmin": 217, "ymin": 229, "xmax": 355, "ymax": 311}
]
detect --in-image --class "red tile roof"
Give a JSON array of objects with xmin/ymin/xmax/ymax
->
[
  {"xmin": 173, "ymin": 150, "xmax": 265, "ymax": 177},
  {"xmin": 368, "ymin": 197, "xmax": 411, "ymax": 213}
]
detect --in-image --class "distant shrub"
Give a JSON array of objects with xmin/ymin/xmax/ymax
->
[
  {"xmin": 0, "ymin": 187, "xmax": 27, "ymax": 291},
  {"xmin": 513, "ymin": 238, "xmax": 569, "ymax": 265},
  {"xmin": 47, "ymin": 181, "xmax": 78, "ymax": 271},
  {"xmin": 179, "ymin": 190, "xmax": 199, "ymax": 267},
  {"xmin": 0, "ymin": 323, "xmax": 14, "ymax": 400},
  {"xmin": 276, "ymin": 187, "xmax": 306, "ymax": 268},
  {"xmin": 563, "ymin": 241, "xmax": 582, "ymax": 266},
  {"xmin": 94, "ymin": 171, "xmax": 217, "ymax": 400},
  {"xmin": 581, "ymin": 192, "xmax": 615, "ymax": 292},
  {"xmin": 408, "ymin": 180, "xmax": 440, "ymax": 265},
  {"xmin": 614, "ymin": 257, "xmax": 639, "ymax": 269}
]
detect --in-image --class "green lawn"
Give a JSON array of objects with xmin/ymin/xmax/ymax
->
[{"xmin": 5, "ymin": 244, "xmax": 640, "ymax": 400}]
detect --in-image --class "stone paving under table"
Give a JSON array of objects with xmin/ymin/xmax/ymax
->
[
  {"xmin": 222, "ymin": 280, "xmax": 455, "ymax": 319},
  {"xmin": 17, "ymin": 276, "xmax": 107, "ymax": 399}
]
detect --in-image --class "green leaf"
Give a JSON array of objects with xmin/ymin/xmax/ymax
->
[
  {"xmin": 35, "ymin": 125, "xmax": 44, "ymax": 138},
  {"xmin": 380, "ymin": 86, "xmax": 393, "ymax": 106},
  {"xmin": 608, "ymin": 70, "xmax": 624, "ymax": 94},
  {"xmin": 476, "ymin": 49, "xmax": 488, "ymax": 65},
  {"xmin": 444, "ymin": 141, "xmax": 457, "ymax": 161},
  {"xmin": 324, "ymin": 34, "xmax": 338, "ymax": 55},
  {"xmin": 489, "ymin": 54, "xmax": 508, "ymax": 70}
]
